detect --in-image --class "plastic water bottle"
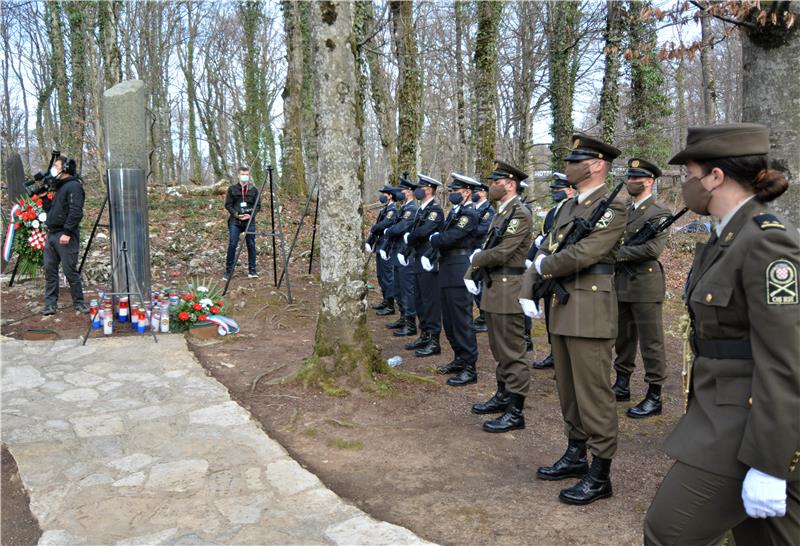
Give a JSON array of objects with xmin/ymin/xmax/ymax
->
[{"xmin": 387, "ymin": 356, "xmax": 403, "ymax": 368}]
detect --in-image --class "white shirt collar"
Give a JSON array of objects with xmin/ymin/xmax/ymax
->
[
  {"xmin": 716, "ymin": 195, "xmax": 756, "ymax": 236},
  {"xmin": 498, "ymin": 196, "xmax": 516, "ymax": 214},
  {"xmin": 633, "ymin": 194, "xmax": 652, "ymax": 210},
  {"xmin": 475, "ymin": 198, "xmax": 487, "ymax": 208},
  {"xmin": 419, "ymin": 197, "xmax": 433, "ymax": 210},
  {"xmin": 577, "ymin": 184, "xmax": 605, "ymax": 204}
]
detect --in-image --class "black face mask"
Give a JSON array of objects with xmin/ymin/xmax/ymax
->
[
  {"xmin": 448, "ymin": 192, "xmax": 464, "ymax": 205},
  {"xmin": 379, "ymin": 194, "xmax": 388, "ymax": 204},
  {"xmin": 552, "ymin": 190, "xmax": 567, "ymax": 203},
  {"xmin": 471, "ymin": 193, "xmax": 481, "ymax": 203}
]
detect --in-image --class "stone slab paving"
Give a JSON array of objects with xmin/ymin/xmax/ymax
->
[{"xmin": 1, "ymin": 335, "xmax": 434, "ymax": 546}]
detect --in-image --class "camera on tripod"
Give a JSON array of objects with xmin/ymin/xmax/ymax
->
[
  {"xmin": 238, "ymin": 202, "xmax": 254, "ymax": 216},
  {"xmin": 24, "ymin": 149, "xmax": 61, "ymax": 196}
]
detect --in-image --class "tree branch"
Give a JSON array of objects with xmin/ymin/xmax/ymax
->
[{"xmin": 689, "ymin": 0, "xmax": 757, "ymax": 30}]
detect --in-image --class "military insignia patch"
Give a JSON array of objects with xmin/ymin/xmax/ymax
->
[
  {"xmin": 457, "ymin": 216, "xmax": 470, "ymax": 228},
  {"xmin": 482, "ymin": 212, "xmax": 491, "ymax": 220},
  {"xmin": 386, "ymin": 211, "xmax": 395, "ymax": 218},
  {"xmin": 754, "ymin": 213, "xmax": 785, "ymax": 231},
  {"xmin": 596, "ymin": 209, "xmax": 615, "ymax": 229},
  {"xmin": 427, "ymin": 211, "xmax": 438, "ymax": 221},
  {"xmin": 403, "ymin": 210, "xmax": 412, "ymax": 218},
  {"xmin": 631, "ymin": 159, "xmax": 640, "ymax": 168},
  {"xmin": 573, "ymin": 138, "xmax": 581, "ymax": 148},
  {"xmin": 507, "ymin": 218, "xmax": 520, "ymax": 234},
  {"xmin": 766, "ymin": 259, "xmax": 798, "ymax": 305}
]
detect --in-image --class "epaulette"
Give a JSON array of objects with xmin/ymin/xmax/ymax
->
[{"xmin": 753, "ymin": 213, "xmax": 785, "ymax": 231}]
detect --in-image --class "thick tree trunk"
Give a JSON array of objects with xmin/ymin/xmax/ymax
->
[
  {"xmin": 97, "ymin": 0, "xmax": 122, "ymax": 89},
  {"xmin": 741, "ymin": 0, "xmax": 800, "ymax": 224},
  {"xmin": 281, "ymin": 0, "xmax": 307, "ymax": 196},
  {"xmin": 391, "ymin": 0, "xmax": 421, "ymax": 180},
  {"xmin": 473, "ymin": 0, "xmax": 504, "ymax": 177},
  {"xmin": 597, "ymin": 0, "xmax": 623, "ymax": 146},
  {"xmin": 65, "ymin": 1, "xmax": 89, "ymax": 169},
  {"xmin": 299, "ymin": 2, "xmax": 319, "ymax": 194},
  {"xmin": 46, "ymin": 1, "xmax": 70, "ymax": 152},
  {"xmin": 546, "ymin": 0, "xmax": 579, "ymax": 170},
  {"xmin": 240, "ymin": 1, "xmax": 265, "ymax": 187}
]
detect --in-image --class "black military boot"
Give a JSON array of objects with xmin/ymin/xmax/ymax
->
[
  {"xmin": 471, "ymin": 383, "xmax": 509, "ymax": 414},
  {"xmin": 532, "ymin": 353, "xmax": 554, "ymax": 369},
  {"xmin": 371, "ymin": 299, "xmax": 389, "ymax": 310},
  {"xmin": 525, "ymin": 332, "xmax": 533, "ymax": 352},
  {"xmin": 375, "ymin": 300, "xmax": 396, "ymax": 316},
  {"xmin": 612, "ymin": 372, "xmax": 631, "ymax": 401},
  {"xmin": 558, "ymin": 456, "xmax": 613, "ymax": 505},
  {"xmin": 483, "ymin": 393, "xmax": 525, "ymax": 433},
  {"xmin": 472, "ymin": 313, "xmax": 488, "ymax": 333},
  {"xmin": 393, "ymin": 316, "xmax": 417, "ymax": 337},
  {"xmin": 626, "ymin": 383, "xmax": 662, "ymax": 419},
  {"xmin": 436, "ymin": 359, "xmax": 465, "ymax": 374},
  {"xmin": 386, "ymin": 316, "xmax": 405, "ymax": 329},
  {"xmin": 415, "ymin": 333, "xmax": 441, "ymax": 357},
  {"xmin": 404, "ymin": 331, "xmax": 429, "ymax": 349},
  {"xmin": 536, "ymin": 440, "xmax": 589, "ymax": 481},
  {"xmin": 447, "ymin": 361, "xmax": 477, "ymax": 386}
]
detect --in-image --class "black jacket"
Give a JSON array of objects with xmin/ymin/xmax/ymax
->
[
  {"xmin": 225, "ymin": 182, "xmax": 262, "ymax": 225},
  {"xmin": 44, "ymin": 176, "xmax": 85, "ymax": 238}
]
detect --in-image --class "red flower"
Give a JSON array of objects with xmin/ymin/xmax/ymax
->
[
  {"xmin": 14, "ymin": 222, "xmax": 20, "ymax": 229},
  {"xmin": 14, "ymin": 209, "xmax": 21, "ymax": 217},
  {"xmin": 210, "ymin": 306, "xmax": 219, "ymax": 315},
  {"xmin": 47, "ymin": 192, "xmax": 54, "ymax": 199},
  {"xmin": 18, "ymin": 199, "xmax": 24, "ymax": 206},
  {"xmin": 198, "ymin": 314, "xmax": 207, "ymax": 321},
  {"xmin": 192, "ymin": 303, "xmax": 202, "ymax": 311},
  {"xmin": 183, "ymin": 293, "xmax": 194, "ymax": 301},
  {"xmin": 178, "ymin": 311, "xmax": 190, "ymax": 321},
  {"xmin": 36, "ymin": 200, "xmax": 43, "ymax": 207},
  {"xmin": 216, "ymin": 300, "xmax": 223, "ymax": 307}
]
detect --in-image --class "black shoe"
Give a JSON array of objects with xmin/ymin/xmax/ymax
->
[
  {"xmin": 42, "ymin": 305, "xmax": 57, "ymax": 316},
  {"xmin": 436, "ymin": 360, "xmax": 465, "ymax": 375},
  {"xmin": 536, "ymin": 440, "xmax": 589, "ymax": 481},
  {"xmin": 447, "ymin": 363, "xmax": 477, "ymax": 386},
  {"xmin": 74, "ymin": 302, "xmax": 90, "ymax": 313},
  {"xmin": 393, "ymin": 317, "xmax": 417, "ymax": 337},
  {"xmin": 404, "ymin": 332, "xmax": 429, "ymax": 350},
  {"xmin": 558, "ymin": 457, "xmax": 613, "ymax": 505},
  {"xmin": 626, "ymin": 384, "xmax": 662, "ymax": 419},
  {"xmin": 472, "ymin": 316, "xmax": 488, "ymax": 333},
  {"xmin": 386, "ymin": 317, "xmax": 406, "ymax": 329},
  {"xmin": 415, "ymin": 336, "xmax": 441, "ymax": 357},
  {"xmin": 371, "ymin": 300, "xmax": 389, "ymax": 310},
  {"xmin": 525, "ymin": 334, "xmax": 533, "ymax": 352},
  {"xmin": 483, "ymin": 393, "xmax": 525, "ymax": 433},
  {"xmin": 471, "ymin": 384, "xmax": 510, "ymax": 414},
  {"xmin": 533, "ymin": 353, "xmax": 554, "ymax": 369},
  {"xmin": 612, "ymin": 372, "xmax": 631, "ymax": 401},
  {"xmin": 375, "ymin": 305, "xmax": 396, "ymax": 316}
]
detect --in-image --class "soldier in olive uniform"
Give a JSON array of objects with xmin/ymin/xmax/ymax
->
[
  {"xmin": 520, "ymin": 135, "xmax": 627, "ymax": 505},
  {"xmin": 611, "ymin": 158, "xmax": 671, "ymax": 418},
  {"xmin": 465, "ymin": 160, "xmax": 532, "ymax": 433},
  {"xmin": 645, "ymin": 124, "xmax": 799, "ymax": 545},
  {"xmin": 469, "ymin": 182, "xmax": 495, "ymax": 333},
  {"xmin": 368, "ymin": 185, "xmax": 399, "ymax": 316}
]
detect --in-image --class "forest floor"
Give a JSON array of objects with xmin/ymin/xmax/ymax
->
[{"xmin": 1, "ymin": 188, "xmax": 702, "ymax": 545}]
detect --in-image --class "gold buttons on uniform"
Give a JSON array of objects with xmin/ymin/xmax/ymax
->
[
  {"xmin": 648, "ymin": 267, "xmax": 653, "ymax": 272},
  {"xmin": 558, "ymin": 234, "xmax": 564, "ymax": 240},
  {"xmin": 748, "ymin": 397, "xmax": 752, "ymax": 407},
  {"xmin": 705, "ymin": 293, "xmax": 713, "ymax": 303},
  {"xmin": 591, "ymin": 285, "xmax": 598, "ymax": 292},
  {"xmin": 502, "ymin": 277, "xmax": 507, "ymax": 282}
]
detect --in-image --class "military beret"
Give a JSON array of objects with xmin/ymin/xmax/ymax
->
[
  {"xmin": 399, "ymin": 176, "xmax": 419, "ymax": 190},
  {"xmin": 486, "ymin": 160, "xmax": 528, "ymax": 182},
  {"xmin": 668, "ymin": 123, "xmax": 770, "ymax": 165},
  {"xmin": 448, "ymin": 172, "xmax": 480, "ymax": 190},
  {"xmin": 626, "ymin": 158, "xmax": 662, "ymax": 179},
  {"xmin": 417, "ymin": 173, "xmax": 442, "ymax": 187},
  {"xmin": 564, "ymin": 134, "xmax": 621, "ymax": 162},
  {"xmin": 550, "ymin": 172, "xmax": 568, "ymax": 189}
]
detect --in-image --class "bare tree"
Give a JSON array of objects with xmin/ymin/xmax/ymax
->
[
  {"xmin": 473, "ymin": 0, "xmax": 504, "ymax": 177},
  {"xmin": 390, "ymin": 0, "xmax": 421, "ymax": 179}
]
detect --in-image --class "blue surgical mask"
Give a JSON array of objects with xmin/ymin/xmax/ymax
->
[
  {"xmin": 471, "ymin": 193, "xmax": 481, "ymax": 203},
  {"xmin": 379, "ymin": 194, "xmax": 388, "ymax": 204},
  {"xmin": 413, "ymin": 188, "xmax": 426, "ymax": 200},
  {"xmin": 552, "ymin": 190, "xmax": 567, "ymax": 203},
  {"xmin": 448, "ymin": 192, "xmax": 464, "ymax": 205},
  {"xmin": 239, "ymin": 175, "xmax": 250, "ymax": 183}
]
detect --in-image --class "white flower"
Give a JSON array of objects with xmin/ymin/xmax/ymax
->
[
  {"xmin": 199, "ymin": 298, "xmax": 214, "ymax": 308},
  {"xmin": 38, "ymin": 212, "xmax": 47, "ymax": 222},
  {"xmin": 196, "ymin": 286, "xmax": 209, "ymax": 293},
  {"xmin": 32, "ymin": 220, "xmax": 40, "ymax": 229}
]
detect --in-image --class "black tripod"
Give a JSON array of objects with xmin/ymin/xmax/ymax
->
[{"xmin": 277, "ymin": 181, "xmax": 319, "ymax": 288}]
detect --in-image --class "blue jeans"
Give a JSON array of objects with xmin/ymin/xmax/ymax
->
[{"xmin": 226, "ymin": 221, "xmax": 257, "ymax": 274}]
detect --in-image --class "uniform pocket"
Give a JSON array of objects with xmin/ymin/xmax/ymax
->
[
  {"xmin": 714, "ymin": 376, "xmax": 751, "ymax": 407},
  {"xmin": 574, "ymin": 274, "xmax": 613, "ymax": 293},
  {"xmin": 690, "ymin": 283, "xmax": 733, "ymax": 308}
]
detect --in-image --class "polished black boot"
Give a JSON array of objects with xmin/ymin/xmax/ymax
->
[
  {"xmin": 483, "ymin": 393, "xmax": 525, "ymax": 433},
  {"xmin": 532, "ymin": 353, "xmax": 554, "ymax": 369},
  {"xmin": 558, "ymin": 456, "xmax": 613, "ymax": 505},
  {"xmin": 525, "ymin": 333, "xmax": 533, "ymax": 352},
  {"xmin": 436, "ymin": 359, "xmax": 465, "ymax": 374},
  {"xmin": 404, "ymin": 331, "xmax": 429, "ymax": 349},
  {"xmin": 472, "ymin": 313, "xmax": 488, "ymax": 333},
  {"xmin": 471, "ymin": 383, "xmax": 509, "ymax": 414},
  {"xmin": 371, "ymin": 299, "xmax": 390, "ymax": 310},
  {"xmin": 612, "ymin": 372, "xmax": 631, "ymax": 401},
  {"xmin": 447, "ymin": 361, "xmax": 477, "ymax": 386},
  {"xmin": 415, "ymin": 333, "xmax": 441, "ymax": 357},
  {"xmin": 626, "ymin": 383, "xmax": 662, "ymax": 419},
  {"xmin": 536, "ymin": 440, "xmax": 589, "ymax": 481},
  {"xmin": 386, "ymin": 316, "xmax": 405, "ymax": 329},
  {"xmin": 375, "ymin": 302, "xmax": 396, "ymax": 316},
  {"xmin": 393, "ymin": 316, "xmax": 418, "ymax": 337}
]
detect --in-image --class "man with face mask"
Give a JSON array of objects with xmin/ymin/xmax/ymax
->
[
  {"xmin": 383, "ymin": 179, "xmax": 419, "ymax": 336},
  {"xmin": 520, "ymin": 134, "xmax": 627, "ymax": 505},
  {"xmin": 428, "ymin": 173, "xmax": 480, "ymax": 385},
  {"xmin": 611, "ymin": 158, "xmax": 671, "ymax": 418},
  {"xmin": 526, "ymin": 172, "xmax": 575, "ymax": 369},
  {"xmin": 466, "ymin": 160, "xmax": 532, "ymax": 433},
  {"xmin": 224, "ymin": 166, "xmax": 261, "ymax": 280},
  {"xmin": 368, "ymin": 186, "xmax": 399, "ymax": 316},
  {"xmin": 468, "ymin": 181, "xmax": 495, "ymax": 332}
]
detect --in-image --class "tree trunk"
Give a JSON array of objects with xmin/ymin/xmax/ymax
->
[
  {"xmin": 597, "ymin": 0, "xmax": 623, "ymax": 146},
  {"xmin": 391, "ymin": 0, "xmax": 421, "ymax": 180},
  {"xmin": 301, "ymin": 0, "xmax": 384, "ymax": 395},
  {"xmin": 546, "ymin": 0, "xmax": 579, "ymax": 170},
  {"xmin": 97, "ymin": 0, "xmax": 122, "ymax": 89},
  {"xmin": 299, "ymin": 2, "xmax": 319, "ymax": 194},
  {"xmin": 65, "ymin": 1, "xmax": 90, "ymax": 169},
  {"xmin": 239, "ymin": 1, "xmax": 265, "ymax": 188},
  {"xmin": 281, "ymin": 0, "xmax": 306, "ymax": 195},
  {"xmin": 700, "ymin": 10, "xmax": 717, "ymax": 124},
  {"xmin": 741, "ymin": 0, "xmax": 800, "ymax": 224},
  {"xmin": 181, "ymin": 0, "xmax": 201, "ymax": 183},
  {"xmin": 46, "ymin": 1, "xmax": 70, "ymax": 152},
  {"xmin": 675, "ymin": 57, "xmax": 687, "ymax": 149},
  {"xmin": 473, "ymin": 0, "xmax": 504, "ymax": 177},
  {"xmin": 454, "ymin": 1, "xmax": 468, "ymax": 172}
]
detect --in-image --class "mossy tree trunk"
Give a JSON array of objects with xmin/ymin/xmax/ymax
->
[
  {"xmin": 454, "ymin": 0, "xmax": 469, "ymax": 173},
  {"xmin": 281, "ymin": 0, "xmax": 307, "ymax": 196},
  {"xmin": 46, "ymin": 1, "xmax": 70, "ymax": 153},
  {"xmin": 180, "ymin": 0, "xmax": 202, "ymax": 184},
  {"xmin": 239, "ymin": 1, "xmax": 266, "ymax": 189},
  {"xmin": 473, "ymin": 0, "xmax": 503, "ymax": 178},
  {"xmin": 391, "ymin": 0, "xmax": 421, "ymax": 180},
  {"xmin": 299, "ymin": 2, "xmax": 319, "ymax": 194},
  {"xmin": 597, "ymin": 0, "xmax": 623, "ymax": 146},
  {"xmin": 546, "ymin": 0, "xmax": 580, "ymax": 171}
]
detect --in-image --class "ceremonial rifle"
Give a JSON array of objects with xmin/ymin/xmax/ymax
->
[{"xmin": 616, "ymin": 207, "xmax": 688, "ymax": 279}]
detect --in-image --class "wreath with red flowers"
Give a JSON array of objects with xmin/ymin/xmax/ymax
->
[
  {"xmin": 9, "ymin": 193, "xmax": 52, "ymax": 277},
  {"xmin": 169, "ymin": 278, "xmax": 226, "ymax": 332}
]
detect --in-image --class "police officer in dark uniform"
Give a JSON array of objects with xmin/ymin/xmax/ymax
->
[
  {"xmin": 382, "ymin": 179, "xmax": 418, "ymax": 336},
  {"xmin": 428, "ymin": 173, "xmax": 480, "ymax": 385},
  {"xmin": 612, "ymin": 158, "xmax": 671, "ymax": 418},
  {"xmin": 367, "ymin": 185, "xmax": 399, "ymax": 316},
  {"xmin": 469, "ymin": 181, "xmax": 495, "ymax": 333},
  {"xmin": 400, "ymin": 174, "xmax": 445, "ymax": 357},
  {"xmin": 526, "ymin": 172, "xmax": 575, "ymax": 369}
]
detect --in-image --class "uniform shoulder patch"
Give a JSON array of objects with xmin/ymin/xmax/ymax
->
[
  {"xmin": 482, "ymin": 211, "xmax": 491, "ymax": 221},
  {"xmin": 427, "ymin": 211, "xmax": 438, "ymax": 221},
  {"xmin": 596, "ymin": 209, "xmax": 615, "ymax": 229},
  {"xmin": 457, "ymin": 215, "xmax": 470, "ymax": 229},
  {"xmin": 386, "ymin": 210, "xmax": 395, "ymax": 218},
  {"xmin": 754, "ymin": 213, "xmax": 785, "ymax": 231},
  {"xmin": 507, "ymin": 218, "xmax": 520, "ymax": 234},
  {"xmin": 766, "ymin": 259, "xmax": 798, "ymax": 305},
  {"xmin": 403, "ymin": 210, "xmax": 412, "ymax": 218}
]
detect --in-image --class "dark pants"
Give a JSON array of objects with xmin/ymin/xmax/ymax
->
[
  {"xmin": 44, "ymin": 231, "xmax": 84, "ymax": 307},
  {"xmin": 393, "ymin": 262, "xmax": 416, "ymax": 317},
  {"xmin": 614, "ymin": 301, "xmax": 667, "ymax": 385},
  {"xmin": 645, "ymin": 461, "xmax": 800, "ymax": 546},
  {"xmin": 486, "ymin": 312, "xmax": 530, "ymax": 396},
  {"xmin": 441, "ymin": 285, "xmax": 478, "ymax": 364},
  {"xmin": 226, "ymin": 221, "xmax": 256, "ymax": 275},
  {"xmin": 376, "ymin": 251, "xmax": 395, "ymax": 302},
  {"xmin": 414, "ymin": 269, "xmax": 441, "ymax": 335}
]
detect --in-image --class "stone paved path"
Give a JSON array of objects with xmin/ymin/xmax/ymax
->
[{"xmin": 1, "ymin": 335, "xmax": 433, "ymax": 546}]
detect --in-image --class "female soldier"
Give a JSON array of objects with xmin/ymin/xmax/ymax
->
[{"xmin": 644, "ymin": 123, "xmax": 799, "ymax": 545}]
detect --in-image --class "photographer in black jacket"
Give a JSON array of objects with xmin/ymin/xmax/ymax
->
[
  {"xmin": 223, "ymin": 166, "xmax": 261, "ymax": 280},
  {"xmin": 43, "ymin": 156, "xmax": 88, "ymax": 315}
]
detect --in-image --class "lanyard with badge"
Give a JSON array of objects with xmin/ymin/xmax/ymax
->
[{"xmin": 240, "ymin": 182, "xmax": 249, "ymax": 210}]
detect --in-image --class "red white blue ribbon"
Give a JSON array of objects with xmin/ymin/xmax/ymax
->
[
  {"xmin": 3, "ymin": 204, "xmax": 20, "ymax": 261},
  {"xmin": 205, "ymin": 315, "xmax": 240, "ymax": 336}
]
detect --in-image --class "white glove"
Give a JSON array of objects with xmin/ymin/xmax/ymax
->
[
  {"xmin": 397, "ymin": 253, "xmax": 409, "ymax": 267},
  {"xmin": 525, "ymin": 259, "xmax": 533, "ymax": 270},
  {"xmin": 379, "ymin": 249, "xmax": 388, "ymax": 261},
  {"xmin": 403, "ymin": 232, "xmax": 410, "ymax": 244},
  {"xmin": 469, "ymin": 249, "xmax": 481, "ymax": 263},
  {"xmin": 365, "ymin": 243, "xmax": 372, "ymax": 253},
  {"xmin": 535, "ymin": 234, "xmax": 544, "ymax": 248},
  {"xmin": 534, "ymin": 254, "xmax": 547, "ymax": 275},
  {"xmin": 742, "ymin": 468, "xmax": 787, "ymax": 518},
  {"xmin": 518, "ymin": 298, "xmax": 542, "ymax": 319},
  {"xmin": 383, "ymin": 228, "xmax": 389, "ymax": 235},
  {"xmin": 464, "ymin": 278, "xmax": 481, "ymax": 295},
  {"xmin": 421, "ymin": 256, "xmax": 434, "ymax": 271},
  {"xmin": 428, "ymin": 232, "xmax": 439, "ymax": 242}
]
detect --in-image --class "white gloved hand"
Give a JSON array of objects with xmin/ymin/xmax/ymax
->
[
  {"xmin": 525, "ymin": 259, "xmax": 533, "ymax": 270},
  {"xmin": 365, "ymin": 243, "xmax": 372, "ymax": 253},
  {"xmin": 518, "ymin": 298, "xmax": 542, "ymax": 318},
  {"xmin": 428, "ymin": 232, "xmax": 439, "ymax": 242},
  {"xmin": 403, "ymin": 232, "xmax": 410, "ymax": 244},
  {"xmin": 379, "ymin": 249, "xmax": 388, "ymax": 261},
  {"xmin": 383, "ymin": 228, "xmax": 389, "ymax": 235},
  {"xmin": 469, "ymin": 249, "xmax": 482, "ymax": 263},
  {"xmin": 464, "ymin": 278, "xmax": 481, "ymax": 295},
  {"xmin": 534, "ymin": 254, "xmax": 547, "ymax": 275},
  {"xmin": 397, "ymin": 253, "xmax": 409, "ymax": 267},
  {"xmin": 421, "ymin": 256, "xmax": 434, "ymax": 271},
  {"xmin": 742, "ymin": 468, "xmax": 787, "ymax": 518},
  {"xmin": 535, "ymin": 234, "xmax": 544, "ymax": 248}
]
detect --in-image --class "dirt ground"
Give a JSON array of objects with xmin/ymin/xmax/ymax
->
[
  {"xmin": 2, "ymin": 444, "xmax": 42, "ymax": 546},
  {"xmin": 0, "ymin": 190, "xmax": 702, "ymax": 545}
]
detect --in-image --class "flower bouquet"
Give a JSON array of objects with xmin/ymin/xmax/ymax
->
[
  {"xmin": 4, "ymin": 193, "xmax": 52, "ymax": 277},
  {"xmin": 169, "ymin": 278, "xmax": 226, "ymax": 332}
]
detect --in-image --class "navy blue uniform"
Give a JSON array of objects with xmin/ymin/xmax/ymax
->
[
  {"xmin": 407, "ymin": 200, "xmax": 445, "ymax": 336},
  {"xmin": 370, "ymin": 203, "xmax": 397, "ymax": 302},
  {"xmin": 384, "ymin": 201, "xmax": 418, "ymax": 318}
]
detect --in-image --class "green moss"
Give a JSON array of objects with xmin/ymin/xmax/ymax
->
[
  {"xmin": 302, "ymin": 428, "xmax": 318, "ymax": 438},
  {"xmin": 326, "ymin": 438, "xmax": 364, "ymax": 450}
]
